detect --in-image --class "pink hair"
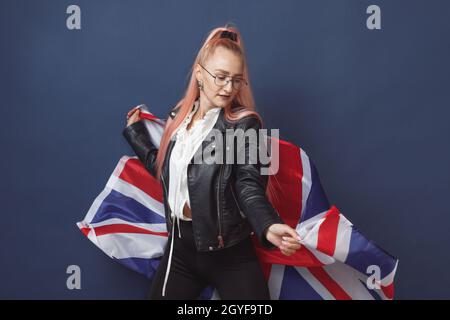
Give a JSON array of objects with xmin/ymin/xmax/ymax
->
[{"xmin": 155, "ymin": 24, "xmax": 281, "ymax": 207}]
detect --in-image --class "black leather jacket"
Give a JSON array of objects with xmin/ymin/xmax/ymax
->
[{"xmin": 122, "ymin": 102, "xmax": 284, "ymax": 252}]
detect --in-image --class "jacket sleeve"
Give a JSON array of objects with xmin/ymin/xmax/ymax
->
[
  {"xmin": 233, "ymin": 116, "xmax": 284, "ymax": 250},
  {"xmin": 122, "ymin": 106, "xmax": 179, "ymax": 178},
  {"xmin": 122, "ymin": 120, "xmax": 159, "ymax": 178}
]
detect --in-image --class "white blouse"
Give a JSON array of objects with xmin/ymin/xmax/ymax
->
[
  {"xmin": 168, "ymin": 99, "xmax": 221, "ymax": 223},
  {"xmin": 162, "ymin": 99, "xmax": 222, "ymax": 297}
]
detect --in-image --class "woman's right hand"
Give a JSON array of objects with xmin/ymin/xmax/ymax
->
[
  {"xmin": 264, "ymin": 223, "xmax": 302, "ymax": 256},
  {"xmin": 126, "ymin": 108, "xmax": 141, "ymax": 127}
]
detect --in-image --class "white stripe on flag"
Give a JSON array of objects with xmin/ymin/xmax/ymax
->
[
  {"xmin": 83, "ymin": 187, "xmax": 114, "ymax": 225},
  {"xmin": 297, "ymin": 210, "xmax": 337, "ymax": 265},
  {"xmin": 210, "ymin": 289, "xmax": 221, "ymax": 300},
  {"xmin": 381, "ymin": 259, "xmax": 399, "ymax": 287},
  {"xmin": 294, "ymin": 267, "xmax": 335, "ymax": 300},
  {"xmin": 143, "ymin": 118, "xmax": 165, "ymax": 149},
  {"xmin": 333, "ymin": 213, "xmax": 353, "ymax": 262},
  {"xmin": 83, "ymin": 218, "xmax": 167, "ymax": 233},
  {"xmin": 83, "ymin": 156, "xmax": 131, "ymax": 224},
  {"xmin": 299, "ymin": 149, "xmax": 311, "ymax": 220},
  {"xmin": 267, "ymin": 264, "xmax": 285, "ymax": 300},
  {"xmin": 296, "ymin": 210, "xmax": 327, "ymax": 247},
  {"xmin": 322, "ymin": 262, "xmax": 375, "ymax": 300},
  {"xmin": 107, "ymin": 172, "xmax": 165, "ymax": 219},
  {"xmin": 95, "ymin": 232, "xmax": 166, "ymax": 259}
]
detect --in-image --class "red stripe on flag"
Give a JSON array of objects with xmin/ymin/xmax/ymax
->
[
  {"xmin": 316, "ymin": 206, "xmax": 340, "ymax": 256},
  {"xmin": 84, "ymin": 223, "xmax": 168, "ymax": 237},
  {"xmin": 80, "ymin": 227, "xmax": 90, "ymax": 236},
  {"xmin": 119, "ymin": 158, "xmax": 163, "ymax": 202},
  {"xmin": 252, "ymin": 235, "xmax": 325, "ymax": 267},
  {"xmin": 139, "ymin": 112, "xmax": 160, "ymax": 123},
  {"xmin": 308, "ymin": 266, "xmax": 352, "ymax": 300},
  {"xmin": 381, "ymin": 282, "xmax": 394, "ymax": 300},
  {"xmin": 267, "ymin": 138, "xmax": 303, "ymax": 228}
]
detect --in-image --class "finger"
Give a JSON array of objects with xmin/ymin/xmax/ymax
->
[
  {"xmin": 280, "ymin": 248, "xmax": 295, "ymax": 256},
  {"xmin": 281, "ymin": 240, "xmax": 301, "ymax": 250},
  {"xmin": 280, "ymin": 243, "xmax": 296, "ymax": 253},
  {"xmin": 127, "ymin": 107, "xmax": 139, "ymax": 118},
  {"xmin": 284, "ymin": 227, "xmax": 301, "ymax": 242},
  {"xmin": 282, "ymin": 236, "xmax": 301, "ymax": 245},
  {"xmin": 127, "ymin": 113, "xmax": 140, "ymax": 126},
  {"xmin": 130, "ymin": 111, "xmax": 140, "ymax": 121},
  {"xmin": 282, "ymin": 242, "xmax": 301, "ymax": 250},
  {"xmin": 283, "ymin": 239, "xmax": 302, "ymax": 250},
  {"xmin": 132, "ymin": 109, "xmax": 140, "ymax": 117}
]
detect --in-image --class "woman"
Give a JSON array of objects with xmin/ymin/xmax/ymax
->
[{"xmin": 122, "ymin": 24, "xmax": 301, "ymax": 300}]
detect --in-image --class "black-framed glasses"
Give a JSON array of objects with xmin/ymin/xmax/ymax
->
[{"xmin": 199, "ymin": 64, "xmax": 248, "ymax": 91}]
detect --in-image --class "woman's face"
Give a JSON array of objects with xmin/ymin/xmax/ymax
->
[{"xmin": 196, "ymin": 46, "xmax": 244, "ymax": 108}]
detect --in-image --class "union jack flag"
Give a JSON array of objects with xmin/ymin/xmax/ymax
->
[{"xmin": 77, "ymin": 105, "xmax": 398, "ymax": 300}]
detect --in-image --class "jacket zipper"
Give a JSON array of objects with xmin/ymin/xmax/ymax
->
[
  {"xmin": 161, "ymin": 139, "xmax": 176, "ymax": 227},
  {"xmin": 216, "ymin": 165, "xmax": 224, "ymax": 248},
  {"xmin": 230, "ymin": 184, "xmax": 245, "ymax": 218},
  {"xmin": 160, "ymin": 171, "xmax": 173, "ymax": 226}
]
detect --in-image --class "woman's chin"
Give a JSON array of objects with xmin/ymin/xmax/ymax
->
[{"xmin": 215, "ymin": 97, "xmax": 231, "ymax": 107}]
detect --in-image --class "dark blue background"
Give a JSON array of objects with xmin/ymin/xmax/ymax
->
[{"xmin": 1, "ymin": 0, "xmax": 449, "ymax": 299}]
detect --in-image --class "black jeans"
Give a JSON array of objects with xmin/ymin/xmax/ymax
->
[{"xmin": 148, "ymin": 218, "xmax": 271, "ymax": 300}]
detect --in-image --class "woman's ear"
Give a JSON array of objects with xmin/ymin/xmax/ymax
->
[{"xmin": 194, "ymin": 63, "xmax": 202, "ymax": 82}]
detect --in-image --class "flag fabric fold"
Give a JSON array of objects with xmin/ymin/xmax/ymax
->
[{"xmin": 77, "ymin": 105, "xmax": 398, "ymax": 300}]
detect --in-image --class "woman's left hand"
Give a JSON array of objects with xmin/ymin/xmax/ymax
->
[{"xmin": 265, "ymin": 224, "xmax": 302, "ymax": 256}]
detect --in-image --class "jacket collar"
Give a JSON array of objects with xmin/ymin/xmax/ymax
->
[{"xmin": 170, "ymin": 100, "xmax": 234, "ymax": 133}]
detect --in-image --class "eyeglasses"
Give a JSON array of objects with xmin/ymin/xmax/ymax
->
[{"xmin": 199, "ymin": 64, "xmax": 248, "ymax": 91}]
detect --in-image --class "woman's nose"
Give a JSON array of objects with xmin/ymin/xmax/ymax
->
[{"xmin": 223, "ymin": 80, "xmax": 233, "ymax": 92}]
